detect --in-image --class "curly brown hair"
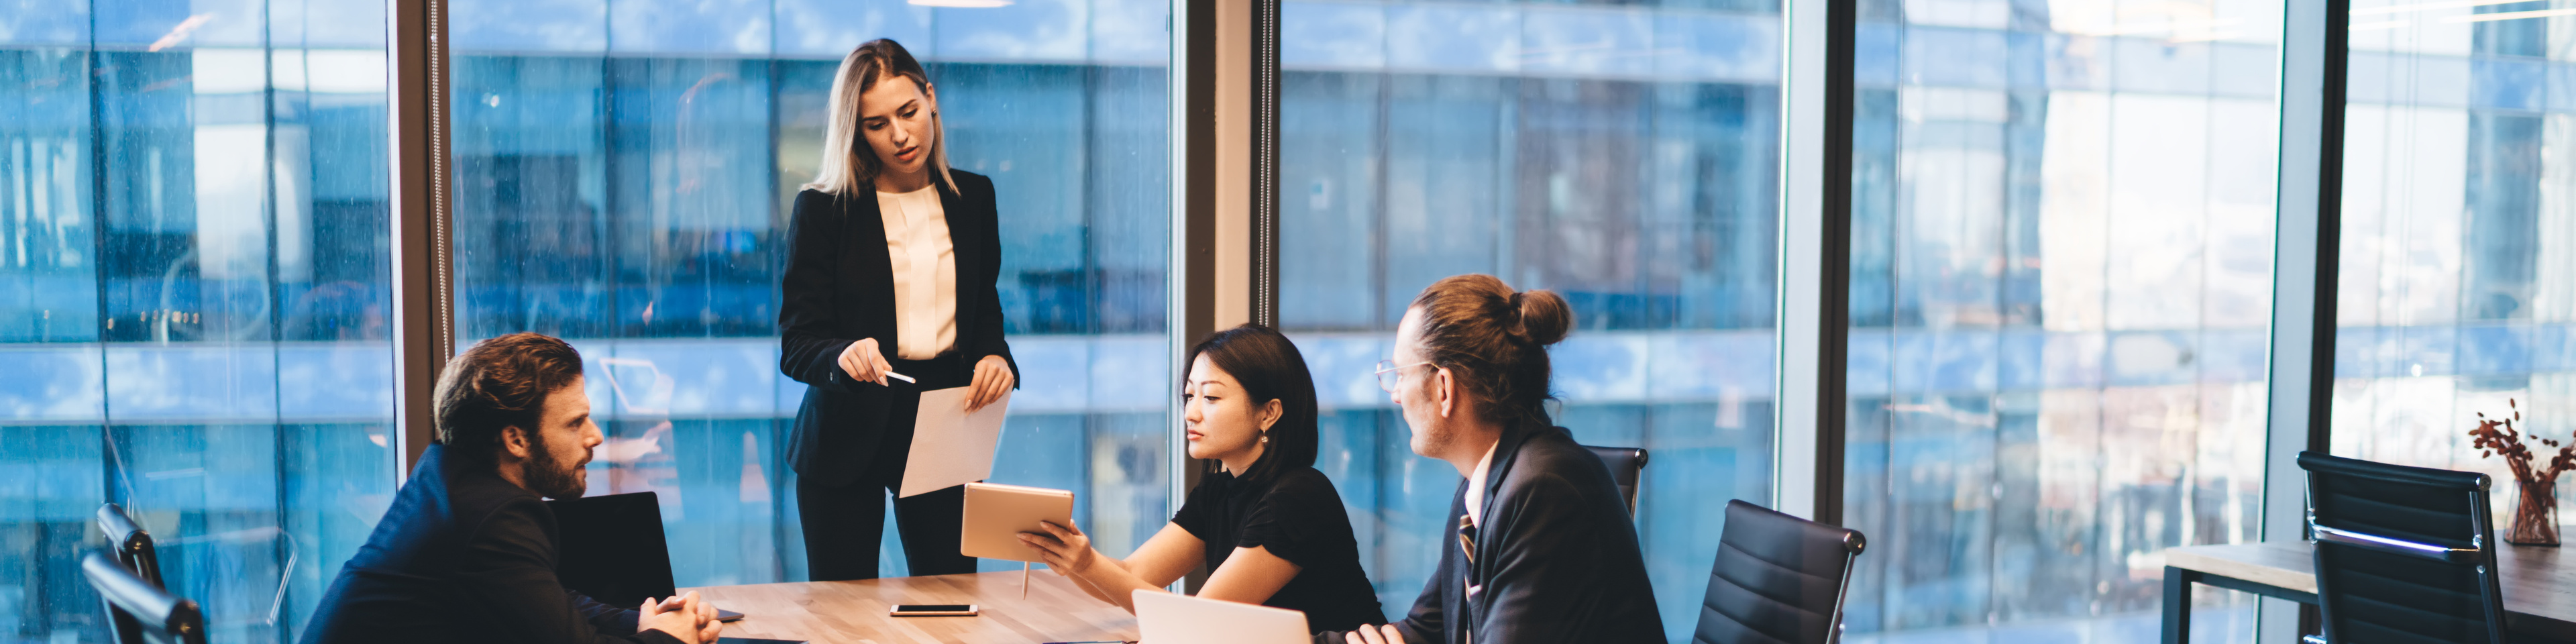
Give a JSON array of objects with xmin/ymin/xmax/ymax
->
[{"xmin": 433, "ymin": 332, "xmax": 586, "ymax": 464}]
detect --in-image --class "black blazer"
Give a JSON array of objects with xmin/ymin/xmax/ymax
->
[
  {"xmin": 1316, "ymin": 421, "xmax": 1666, "ymax": 644},
  {"xmin": 298, "ymin": 445, "xmax": 685, "ymax": 644},
  {"xmin": 777, "ymin": 170, "xmax": 1018, "ymax": 488}
]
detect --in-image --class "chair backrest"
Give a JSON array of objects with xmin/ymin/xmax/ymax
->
[
  {"xmin": 97, "ymin": 503, "xmax": 165, "ymax": 588},
  {"xmin": 83, "ymin": 551, "xmax": 206, "ymax": 644},
  {"xmin": 2297, "ymin": 451, "xmax": 2505, "ymax": 644},
  {"xmin": 1695, "ymin": 500, "xmax": 1865, "ymax": 644},
  {"xmin": 1582, "ymin": 445, "xmax": 1648, "ymax": 517},
  {"xmin": 545, "ymin": 491, "xmax": 676, "ymax": 607}
]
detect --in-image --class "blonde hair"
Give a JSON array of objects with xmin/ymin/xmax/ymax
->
[{"xmin": 805, "ymin": 39, "xmax": 957, "ymax": 197}]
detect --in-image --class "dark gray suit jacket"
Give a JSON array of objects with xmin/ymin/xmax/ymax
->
[{"xmin": 1318, "ymin": 420, "xmax": 1666, "ymax": 644}]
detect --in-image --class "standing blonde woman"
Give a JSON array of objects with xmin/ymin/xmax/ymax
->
[{"xmin": 778, "ymin": 38, "xmax": 1017, "ymax": 580}]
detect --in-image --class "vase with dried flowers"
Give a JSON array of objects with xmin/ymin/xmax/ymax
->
[{"xmin": 2469, "ymin": 399, "xmax": 2575, "ymax": 546}]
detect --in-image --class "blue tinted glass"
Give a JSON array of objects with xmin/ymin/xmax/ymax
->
[
  {"xmin": 1279, "ymin": 2, "xmax": 1786, "ymax": 639},
  {"xmin": 2333, "ymin": 0, "xmax": 2576, "ymax": 539},
  {"xmin": 449, "ymin": 0, "xmax": 1173, "ymax": 584},
  {"xmin": 0, "ymin": 2, "xmax": 398, "ymax": 642},
  {"xmin": 1841, "ymin": 0, "xmax": 2282, "ymax": 640}
]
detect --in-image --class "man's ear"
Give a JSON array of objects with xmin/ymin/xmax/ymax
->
[
  {"xmin": 1257, "ymin": 398, "xmax": 1284, "ymax": 432},
  {"xmin": 500, "ymin": 425, "xmax": 533, "ymax": 461},
  {"xmin": 1435, "ymin": 369, "xmax": 1456, "ymax": 419}
]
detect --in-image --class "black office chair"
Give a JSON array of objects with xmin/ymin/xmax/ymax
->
[
  {"xmin": 547, "ymin": 491, "xmax": 681, "ymax": 608},
  {"xmin": 549, "ymin": 491, "xmax": 746, "ymax": 621},
  {"xmin": 1693, "ymin": 500, "xmax": 1864, "ymax": 644},
  {"xmin": 97, "ymin": 503, "xmax": 166, "ymax": 588},
  {"xmin": 83, "ymin": 550, "xmax": 206, "ymax": 644},
  {"xmin": 2297, "ymin": 451, "xmax": 2506, "ymax": 644},
  {"xmin": 1582, "ymin": 445, "xmax": 1648, "ymax": 517}
]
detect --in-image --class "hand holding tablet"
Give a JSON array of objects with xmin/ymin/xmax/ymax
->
[
  {"xmin": 959, "ymin": 482, "xmax": 1076, "ymax": 561},
  {"xmin": 961, "ymin": 482, "xmax": 1076, "ymax": 599}
]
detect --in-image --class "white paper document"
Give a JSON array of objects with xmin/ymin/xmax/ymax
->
[{"xmin": 898, "ymin": 387, "xmax": 1012, "ymax": 498}]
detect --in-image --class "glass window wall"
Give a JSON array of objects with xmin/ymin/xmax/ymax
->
[
  {"xmin": 1838, "ymin": 0, "xmax": 2283, "ymax": 639},
  {"xmin": 2329, "ymin": 0, "xmax": 2576, "ymax": 527},
  {"xmin": 0, "ymin": 2, "xmax": 398, "ymax": 642},
  {"xmin": 0, "ymin": 1, "xmax": 2456, "ymax": 643},
  {"xmin": 1280, "ymin": 0, "xmax": 1785, "ymax": 639}
]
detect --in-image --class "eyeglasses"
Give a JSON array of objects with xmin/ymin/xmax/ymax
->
[{"xmin": 1374, "ymin": 360, "xmax": 1434, "ymax": 393}]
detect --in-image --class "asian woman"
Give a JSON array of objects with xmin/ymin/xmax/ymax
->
[{"xmin": 1016, "ymin": 324, "xmax": 1386, "ymax": 633}]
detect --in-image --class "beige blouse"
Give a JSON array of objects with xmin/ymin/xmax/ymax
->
[{"xmin": 875, "ymin": 185, "xmax": 957, "ymax": 360}]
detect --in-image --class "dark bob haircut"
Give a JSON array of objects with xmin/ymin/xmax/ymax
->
[
  {"xmin": 1185, "ymin": 323, "xmax": 1320, "ymax": 485},
  {"xmin": 433, "ymin": 332, "xmax": 586, "ymax": 465}
]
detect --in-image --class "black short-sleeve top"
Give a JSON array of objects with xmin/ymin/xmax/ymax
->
[{"xmin": 1169, "ymin": 466, "xmax": 1386, "ymax": 633}]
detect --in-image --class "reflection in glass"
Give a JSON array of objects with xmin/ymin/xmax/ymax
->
[
  {"xmin": 0, "ymin": 3, "xmax": 398, "ymax": 643},
  {"xmin": 1841, "ymin": 0, "xmax": 2281, "ymax": 640},
  {"xmin": 2331, "ymin": 0, "xmax": 2576, "ymax": 530},
  {"xmin": 447, "ymin": 0, "xmax": 1173, "ymax": 585},
  {"xmin": 1281, "ymin": 2, "xmax": 1785, "ymax": 639}
]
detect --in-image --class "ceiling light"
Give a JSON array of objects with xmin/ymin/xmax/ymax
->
[
  {"xmin": 2355, "ymin": 0, "xmax": 2537, "ymax": 16},
  {"xmin": 2440, "ymin": 7, "xmax": 2576, "ymax": 21}
]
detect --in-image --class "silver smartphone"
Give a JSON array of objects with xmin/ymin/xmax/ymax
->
[{"xmin": 888, "ymin": 604, "xmax": 979, "ymax": 616}]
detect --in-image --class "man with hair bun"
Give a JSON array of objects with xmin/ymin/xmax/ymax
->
[
  {"xmin": 1326, "ymin": 274, "xmax": 1664, "ymax": 644},
  {"xmin": 301, "ymin": 333, "xmax": 722, "ymax": 644}
]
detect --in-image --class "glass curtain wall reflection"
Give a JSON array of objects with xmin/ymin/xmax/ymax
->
[
  {"xmin": 2330, "ymin": 0, "xmax": 2576, "ymax": 525},
  {"xmin": 446, "ymin": 0, "xmax": 1171, "ymax": 585},
  {"xmin": 1280, "ymin": 1, "xmax": 1783, "ymax": 639},
  {"xmin": 1839, "ymin": 0, "xmax": 2280, "ymax": 640},
  {"xmin": 0, "ymin": 2, "xmax": 398, "ymax": 643}
]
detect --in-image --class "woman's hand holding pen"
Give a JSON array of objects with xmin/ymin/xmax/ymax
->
[
  {"xmin": 967, "ymin": 354, "xmax": 1015, "ymax": 412},
  {"xmin": 839, "ymin": 338, "xmax": 895, "ymax": 386}
]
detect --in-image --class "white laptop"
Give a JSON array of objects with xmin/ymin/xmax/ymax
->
[{"xmin": 1132, "ymin": 590, "xmax": 1310, "ymax": 644}]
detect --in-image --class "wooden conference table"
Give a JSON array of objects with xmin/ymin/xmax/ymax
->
[
  {"xmin": 2162, "ymin": 540, "xmax": 2576, "ymax": 643},
  {"xmin": 687, "ymin": 571, "xmax": 1139, "ymax": 644}
]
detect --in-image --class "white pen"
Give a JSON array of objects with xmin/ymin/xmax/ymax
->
[{"xmin": 885, "ymin": 371, "xmax": 916, "ymax": 384}]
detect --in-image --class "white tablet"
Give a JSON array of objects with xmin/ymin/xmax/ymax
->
[
  {"xmin": 958, "ymin": 482, "xmax": 1075, "ymax": 562},
  {"xmin": 1134, "ymin": 590, "xmax": 1310, "ymax": 644}
]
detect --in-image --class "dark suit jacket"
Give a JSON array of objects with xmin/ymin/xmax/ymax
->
[
  {"xmin": 298, "ymin": 445, "xmax": 685, "ymax": 644},
  {"xmin": 777, "ymin": 171, "xmax": 1018, "ymax": 488},
  {"xmin": 1317, "ymin": 421, "xmax": 1666, "ymax": 644}
]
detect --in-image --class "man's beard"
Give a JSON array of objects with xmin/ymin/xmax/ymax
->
[
  {"xmin": 524, "ymin": 433, "xmax": 590, "ymax": 500},
  {"xmin": 1405, "ymin": 407, "xmax": 1452, "ymax": 459}
]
